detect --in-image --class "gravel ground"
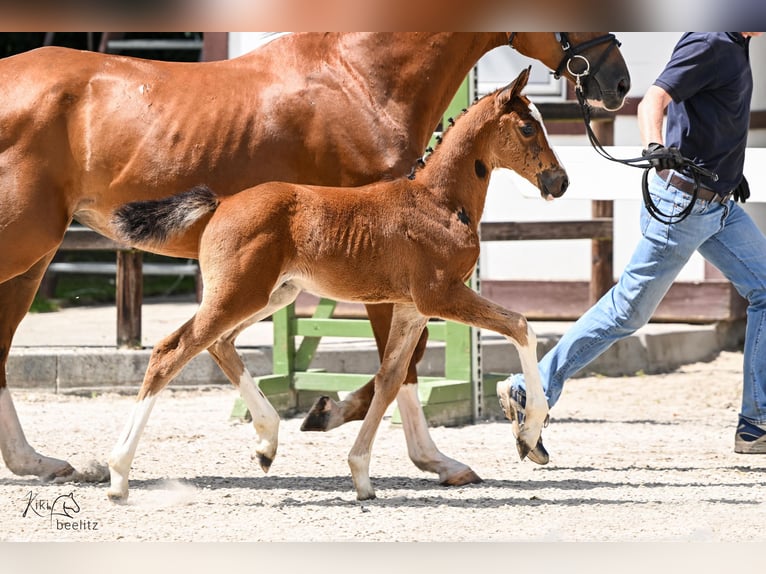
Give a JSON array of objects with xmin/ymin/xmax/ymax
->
[{"xmin": 1, "ymin": 350, "xmax": 764, "ymax": 545}]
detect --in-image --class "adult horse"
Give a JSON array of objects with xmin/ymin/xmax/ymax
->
[
  {"xmin": 0, "ymin": 33, "xmax": 630, "ymax": 485},
  {"xmin": 108, "ymin": 68, "xmax": 566, "ymax": 501}
]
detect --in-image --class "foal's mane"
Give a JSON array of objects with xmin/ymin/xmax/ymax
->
[{"xmin": 407, "ymin": 86, "xmax": 509, "ymax": 181}]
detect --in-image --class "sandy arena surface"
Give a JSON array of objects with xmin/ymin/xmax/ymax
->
[{"xmin": 1, "ymin": 350, "xmax": 765, "ymax": 544}]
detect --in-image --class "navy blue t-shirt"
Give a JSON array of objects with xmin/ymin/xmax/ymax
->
[{"xmin": 654, "ymin": 32, "xmax": 752, "ymax": 194}]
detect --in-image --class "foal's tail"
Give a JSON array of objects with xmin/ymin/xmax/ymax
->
[{"xmin": 112, "ymin": 185, "xmax": 220, "ymax": 245}]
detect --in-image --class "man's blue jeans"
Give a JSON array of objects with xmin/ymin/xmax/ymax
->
[{"xmin": 512, "ymin": 171, "xmax": 766, "ymax": 425}]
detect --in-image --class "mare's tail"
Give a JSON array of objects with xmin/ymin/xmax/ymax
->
[{"xmin": 112, "ymin": 184, "xmax": 219, "ymax": 245}]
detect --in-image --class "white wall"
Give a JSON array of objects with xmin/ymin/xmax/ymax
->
[{"xmin": 480, "ymin": 32, "xmax": 766, "ymax": 283}]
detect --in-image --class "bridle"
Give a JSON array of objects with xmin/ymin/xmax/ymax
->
[
  {"xmin": 508, "ymin": 32, "xmax": 621, "ymax": 93},
  {"xmin": 509, "ymin": 32, "xmax": 719, "ymax": 224}
]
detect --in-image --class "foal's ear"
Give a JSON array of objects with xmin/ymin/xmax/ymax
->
[{"xmin": 497, "ymin": 66, "xmax": 531, "ymax": 109}]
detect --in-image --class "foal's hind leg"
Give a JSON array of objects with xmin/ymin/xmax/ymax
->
[
  {"xmin": 107, "ymin": 283, "xmax": 288, "ymax": 502},
  {"xmin": 208, "ymin": 281, "xmax": 301, "ymax": 472}
]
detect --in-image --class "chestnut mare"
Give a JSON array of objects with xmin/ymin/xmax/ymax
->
[
  {"xmin": 107, "ymin": 68, "xmax": 568, "ymax": 501},
  {"xmin": 0, "ymin": 33, "xmax": 629, "ymax": 487}
]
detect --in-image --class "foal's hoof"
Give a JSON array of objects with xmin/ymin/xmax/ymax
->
[
  {"xmin": 527, "ymin": 439, "xmax": 550, "ymax": 465},
  {"xmin": 301, "ymin": 396, "xmax": 334, "ymax": 431},
  {"xmin": 356, "ymin": 490, "xmax": 377, "ymax": 501},
  {"xmin": 107, "ymin": 491, "xmax": 129, "ymax": 505},
  {"xmin": 515, "ymin": 437, "xmax": 549, "ymax": 464},
  {"xmin": 255, "ymin": 453, "xmax": 273, "ymax": 473},
  {"xmin": 516, "ymin": 438, "xmax": 532, "ymax": 461}
]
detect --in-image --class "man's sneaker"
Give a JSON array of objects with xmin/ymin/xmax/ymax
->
[
  {"xmin": 734, "ymin": 416, "xmax": 766, "ymax": 454},
  {"xmin": 496, "ymin": 378, "xmax": 550, "ymax": 465}
]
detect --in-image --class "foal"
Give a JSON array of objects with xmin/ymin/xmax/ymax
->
[{"xmin": 107, "ymin": 68, "xmax": 568, "ymax": 501}]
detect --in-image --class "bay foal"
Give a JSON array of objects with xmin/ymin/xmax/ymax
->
[{"xmin": 107, "ymin": 68, "xmax": 568, "ymax": 501}]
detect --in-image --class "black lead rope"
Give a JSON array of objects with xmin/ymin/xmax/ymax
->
[
  {"xmin": 573, "ymin": 88, "xmax": 719, "ymax": 224},
  {"xmin": 640, "ymin": 165, "xmax": 700, "ymax": 225}
]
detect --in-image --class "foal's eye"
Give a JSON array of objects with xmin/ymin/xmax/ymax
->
[{"xmin": 520, "ymin": 123, "xmax": 535, "ymax": 137}]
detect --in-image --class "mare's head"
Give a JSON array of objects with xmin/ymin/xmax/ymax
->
[
  {"xmin": 486, "ymin": 67, "xmax": 568, "ymax": 200},
  {"xmin": 510, "ymin": 32, "xmax": 630, "ymax": 111}
]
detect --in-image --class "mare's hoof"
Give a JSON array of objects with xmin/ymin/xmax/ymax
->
[
  {"xmin": 440, "ymin": 468, "xmax": 483, "ymax": 487},
  {"xmin": 300, "ymin": 396, "xmax": 333, "ymax": 432},
  {"xmin": 42, "ymin": 462, "xmax": 77, "ymax": 483}
]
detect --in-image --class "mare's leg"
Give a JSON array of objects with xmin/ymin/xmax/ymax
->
[
  {"xmin": 207, "ymin": 281, "xmax": 300, "ymax": 471},
  {"xmin": 0, "ymin": 254, "xmax": 85, "ymax": 481},
  {"xmin": 417, "ymin": 285, "xmax": 547, "ymax": 459},
  {"xmin": 107, "ymin": 280, "xmax": 286, "ymax": 502},
  {"xmin": 0, "ymin": 167, "xmax": 97, "ymax": 481},
  {"xmin": 302, "ymin": 303, "xmax": 420, "ymax": 429},
  {"xmin": 348, "ymin": 303, "xmax": 428, "ymax": 500}
]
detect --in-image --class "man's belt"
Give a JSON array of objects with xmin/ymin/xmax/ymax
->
[{"xmin": 657, "ymin": 169, "xmax": 731, "ymax": 204}]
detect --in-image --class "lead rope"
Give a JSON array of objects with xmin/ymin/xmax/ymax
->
[{"xmin": 571, "ymin": 76, "xmax": 718, "ymax": 224}]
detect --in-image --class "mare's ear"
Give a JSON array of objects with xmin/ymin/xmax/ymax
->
[{"xmin": 496, "ymin": 66, "xmax": 531, "ymax": 109}]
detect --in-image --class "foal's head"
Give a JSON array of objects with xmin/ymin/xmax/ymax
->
[{"xmin": 485, "ymin": 67, "xmax": 569, "ymax": 199}]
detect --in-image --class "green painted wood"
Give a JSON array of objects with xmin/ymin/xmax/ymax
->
[
  {"xmin": 294, "ymin": 298, "xmax": 338, "ymax": 370},
  {"xmin": 293, "ymin": 372, "xmax": 377, "ymax": 392},
  {"xmin": 294, "ymin": 317, "xmax": 375, "ymax": 339},
  {"xmin": 272, "ymin": 306, "xmax": 296, "ymax": 377},
  {"xmin": 445, "ymin": 321, "xmax": 472, "ymax": 382}
]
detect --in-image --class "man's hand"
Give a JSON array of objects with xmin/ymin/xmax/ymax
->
[
  {"xmin": 642, "ymin": 142, "xmax": 686, "ymax": 172},
  {"xmin": 733, "ymin": 176, "xmax": 750, "ymax": 203}
]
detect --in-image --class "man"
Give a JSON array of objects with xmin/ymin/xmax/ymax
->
[{"xmin": 497, "ymin": 32, "xmax": 766, "ymax": 464}]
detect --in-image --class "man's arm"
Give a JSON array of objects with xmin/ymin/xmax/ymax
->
[{"xmin": 637, "ymin": 84, "xmax": 673, "ymax": 148}]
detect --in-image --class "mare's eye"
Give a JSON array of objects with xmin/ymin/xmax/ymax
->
[{"xmin": 521, "ymin": 123, "xmax": 535, "ymax": 137}]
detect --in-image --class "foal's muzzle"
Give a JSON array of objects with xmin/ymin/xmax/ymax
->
[{"xmin": 538, "ymin": 168, "xmax": 569, "ymax": 200}]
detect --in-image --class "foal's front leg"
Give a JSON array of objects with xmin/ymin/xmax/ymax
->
[
  {"xmin": 418, "ymin": 285, "xmax": 548, "ymax": 459},
  {"xmin": 302, "ymin": 303, "xmax": 481, "ymax": 486},
  {"xmin": 395, "ymin": 383, "xmax": 482, "ymax": 486},
  {"xmin": 348, "ymin": 304, "xmax": 428, "ymax": 500}
]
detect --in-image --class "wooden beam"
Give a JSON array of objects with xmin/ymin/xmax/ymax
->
[
  {"xmin": 202, "ymin": 32, "xmax": 229, "ymax": 62},
  {"xmin": 480, "ymin": 219, "xmax": 613, "ymax": 242},
  {"xmin": 116, "ymin": 251, "xmax": 143, "ymax": 349},
  {"xmin": 589, "ymin": 119, "xmax": 615, "ymax": 304},
  {"xmin": 59, "ymin": 227, "xmax": 128, "ymax": 251}
]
